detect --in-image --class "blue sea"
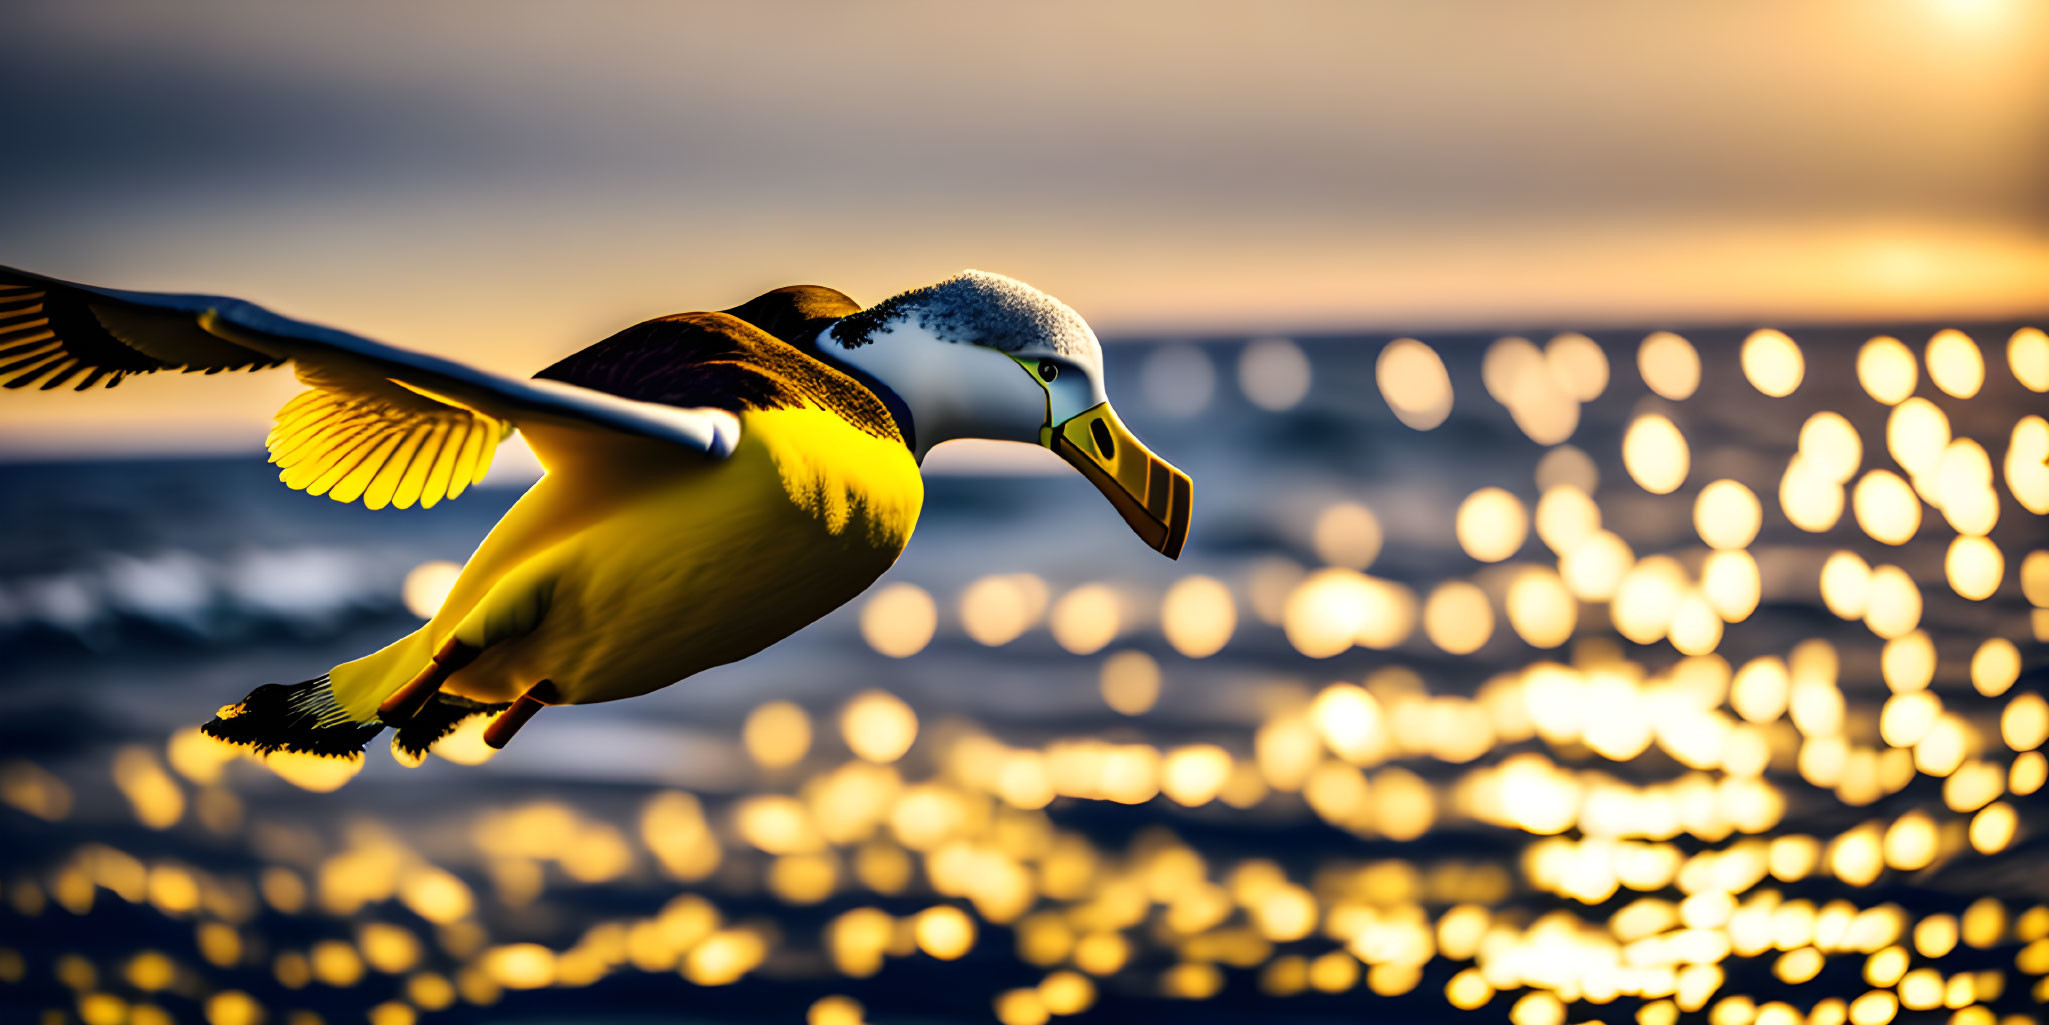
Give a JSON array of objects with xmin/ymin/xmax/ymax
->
[{"xmin": 2, "ymin": 322, "xmax": 2044, "ymax": 1024}]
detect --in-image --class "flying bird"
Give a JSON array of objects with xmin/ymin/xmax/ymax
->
[{"xmin": 0, "ymin": 265, "xmax": 1191, "ymax": 765}]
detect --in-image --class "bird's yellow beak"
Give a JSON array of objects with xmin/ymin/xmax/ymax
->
[{"xmin": 1046, "ymin": 403, "xmax": 1192, "ymax": 559}]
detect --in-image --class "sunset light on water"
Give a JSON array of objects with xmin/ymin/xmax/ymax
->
[{"xmin": 4, "ymin": 322, "xmax": 2043, "ymax": 1024}]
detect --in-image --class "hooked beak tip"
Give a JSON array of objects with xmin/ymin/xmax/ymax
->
[{"xmin": 1049, "ymin": 403, "xmax": 1192, "ymax": 559}]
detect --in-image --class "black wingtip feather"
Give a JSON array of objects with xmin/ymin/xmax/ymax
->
[
  {"xmin": 391, "ymin": 693, "xmax": 504, "ymax": 762},
  {"xmin": 201, "ymin": 678, "xmax": 384, "ymax": 758}
]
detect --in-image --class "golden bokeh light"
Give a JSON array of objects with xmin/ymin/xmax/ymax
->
[
  {"xmin": 2013, "ymin": 751, "xmax": 2047, "ymax": 797},
  {"xmin": 1311, "ymin": 501, "xmax": 1383, "ymax": 570},
  {"xmin": 400, "ymin": 560, "xmax": 462, "ymax": 619},
  {"xmin": 166, "ymin": 728, "xmax": 238, "ymax": 786},
  {"xmin": 1856, "ymin": 336, "xmax": 1917, "ymax": 405},
  {"xmin": 1862, "ymin": 566, "xmax": 1922, "ymax": 639},
  {"xmin": 1693, "ymin": 480, "xmax": 1762, "ymax": 550},
  {"xmin": 1485, "ymin": 335, "xmax": 1582, "ymax": 445},
  {"xmin": 1850, "ymin": 470, "xmax": 1920, "ymax": 546},
  {"xmin": 1506, "ymin": 567, "xmax": 1576, "ymax": 648},
  {"xmin": 1970, "ymin": 638, "xmax": 2020, "ymax": 697},
  {"xmin": 1037, "ymin": 970, "xmax": 1095, "ymax": 1016},
  {"xmin": 1160, "ymin": 745, "xmax": 1232, "ymax": 807},
  {"xmin": 743, "ymin": 701, "xmax": 812, "ymax": 770},
  {"xmin": 1098, "ymin": 650, "xmax": 1161, "ymax": 715},
  {"xmin": 1560, "ymin": 530, "xmax": 1633, "ymax": 601},
  {"xmin": 1968, "ymin": 803, "xmax": 2016, "ymax": 855},
  {"xmin": 1071, "ymin": 931, "xmax": 1129, "ymax": 976},
  {"xmin": 1925, "ymin": 329, "xmax": 1984, "ymax": 399},
  {"xmin": 809, "ymin": 995, "xmax": 864, "ymax": 1025},
  {"xmin": 1284, "ymin": 569, "xmax": 1370, "ymax": 658},
  {"xmin": 1310, "ymin": 683, "xmax": 1385, "ymax": 764},
  {"xmin": 1779, "ymin": 456, "xmax": 1845, "ymax": 532},
  {"xmin": 1160, "ymin": 962, "xmax": 1224, "ymax": 1000},
  {"xmin": 1445, "ymin": 967, "xmax": 1494, "ymax": 1010},
  {"xmin": 2020, "ymin": 549, "xmax": 2049, "ymax": 607},
  {"xmin": 1731, "ymin": 656, "xmax": 1790, "ymax": 724},
  {"xmin": 1882, "ymin": 811, "xmax": 1937, "ymax": 870},
  {"xmin": 1159, "ymin": 575, "xmax": 1236, "ymax": 658},
  {"xmin": 15, "ymin": 315, "xmax": 2049, "ymax": 1025},
  {"xmin": 736, "ymin": 795, "xmax": 823, "ymax": 855},
  {"xmin": 1914, "ymin": 716, "xmax": 1964, "ymax": 775},
  {"xmin": 1819, "ymin": 551, "xmax": 1871, "ymax": 619},
  {"xmin": 860, "ymin": 582, "xmax": 937, "ymax": 658},
  {"xmin": 1302, "ymin": 950, "xmax": 1354, "ymax": 992},
  {"xmin": 1423, "ymin": 581, "xmax": 1494, "ymax": 655},
  {"xmin": 428, "ymin": 714, "xmax": 499, "ymax": 767},
  {"xmin": 1741, "ymin": 329, "xmax": 1804, "ymax": 397},
  {"xmin": 112, "ymin": 748, "xmax": 183, "ymax": 828},
  {"xmin": 1455, "ymin": 487, "xmax": 1528, "ymax": 562},
  {"xmin": 913, "ymin": 905, "xmax": 976, "ymax": 960},
  {"xmin": 1702, "ymin": 551, "xmax": 1760, "ymax": 622},
  {"xmin": 483, "ymin": 943, "xmax": 555, "ymax": 989},
  {"xmin": 1545, "ymin": 332, "xmax": 1609, "ymax": 402},
  {"xmin": 841, "ymin": 691, "xmax": 917, "ymax": 764},
  {"xmin": 1283, "ymin": 569, "xmax": 1414, "ymax": 655},
  {"xmin": 1797, "ymin": 412, "xmax": 1862, "ymax": 483},
  {"xmin": 1944, "ymin": 536, "xmax": 2003, "ymax": 601},
  {"xmin": 1623, "ymin": 414, "xmax": 1689, "ymax": 495},
  {"xmin": 1932, "ymin": 438, "xmax": 1999, "ymax": 535},
  {"xmin": 1879, "ymin": 631, "xmax": 1935, "ymax": 694},
  {"xmin": 2010, "ymin": 326, "xmax": 2049, "ymax": 392},
  {"xmin": 685, "ymin": 929, "xmax": 767, "ymax": 985},
  {"xmin": 959, "ymin": 574, "xmax": 1049, "ymax": 647},
  {"xmin": 994, "ymin": 987, "xmax": 1048, "ymax": 1025},
  {"xmin": 1049, "ymin": 584, "xmax": 1122, "ymax": 655},
  {"xmin": 2004, "ymin": 693, "xmax": 2049, "ymax": 752},
  {"xmin": 262, "ymin": 749, "xmax": 361, "ymax": 793},
  {"xmin": 1238, "ymin": 337, "xmax": 1312, "ymax": 412},
  {"xmin": 2010, "ymin": 416, "xmax": 2049, "ymax": 518},
  {"xmin": 1639, "ymin": 332, "xmax": 1701, "ymax": 401},
  {"xmin": 204, "ymin": 992, "xmax": 263, "ymax": 1025},
  {"xmin": 1611, "ymin": 553, "xmax": 1686, "ymax": 645},
  {"xmin": 398, "ymin": 867, "xmax": 473, "ymax": 925},
  {"xmin": 1534, "ymin": 485, "xmax": 1600, "ymax": 556},
  {"xmin": 768, "ymin": 853, "xmax": 837, "ymax": 904},
  {"xmin": 1534, "ymin": 446, "xmax": 1599, "ymax": 496},
  {"xmin": 1884, "ymin": 398, "xmax": 1950, "ymax": 477},
  {"xmin": 1376, "ymin": 339, "xmax": 1455, "ymax": 430}
]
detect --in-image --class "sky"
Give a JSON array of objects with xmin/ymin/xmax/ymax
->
[{"xmin": 4, "ymin": 0, "xmax": 2047, "ymax": 454}]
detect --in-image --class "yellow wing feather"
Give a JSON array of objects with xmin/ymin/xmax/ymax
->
[
  {"xmin": 420, "ymin": 420, "xmax": 469, "ymax": 509},
  {"xmin": 267, "ymin": 381, "xmax": 510, "ymax": 510},
  {"xmin": 391, "ymin": 420, "xmax": 451, "ymax": 510}
]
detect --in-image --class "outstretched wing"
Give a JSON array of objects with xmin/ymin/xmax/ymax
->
[{"xmin": 0, "ymin": 265, "xmax": 740, "ymax": 509}]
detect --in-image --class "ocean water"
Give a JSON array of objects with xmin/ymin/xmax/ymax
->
[{"xmin": 1, "ymin": 322, "xmax": 2044, "ymax": 1024}]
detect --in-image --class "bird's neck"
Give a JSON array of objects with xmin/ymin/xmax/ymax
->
[
  {"xmin": 797, "ymin": 325, "xmax": 919, "ymax": 454},
  {"xmin": 815, "ymin": 323, "xmax": 1042, "ymax": 462}
]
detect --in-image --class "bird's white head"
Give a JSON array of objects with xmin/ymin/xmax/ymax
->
[{"xmin": 822, "ymin": 270, "xmax": 1191, "ymax": 558}]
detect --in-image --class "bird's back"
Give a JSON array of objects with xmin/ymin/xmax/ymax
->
[{"xmin": 531, "ymin": 285, "xmax": 910, "ymax": 447}]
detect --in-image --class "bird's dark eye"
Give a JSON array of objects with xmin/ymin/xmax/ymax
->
[{"xmin": 1038, "ymin": 361, "xmax": 1060, "ymax": 382}]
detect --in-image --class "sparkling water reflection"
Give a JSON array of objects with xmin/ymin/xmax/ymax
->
[{"xmin": 1, "ymin": 322, "xmax": 2043, "ymax": 1024}]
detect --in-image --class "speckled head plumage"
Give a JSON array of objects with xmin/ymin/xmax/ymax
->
[
  {"xmin": 821, "ymin": 269, "xmax": 1191, "ymax": 559},
  {"xmin": 833, "ymin": 269, "xmax": 1100, "ymax": 362}
]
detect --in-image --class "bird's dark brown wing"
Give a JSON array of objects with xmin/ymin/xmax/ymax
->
[
  {"xmin": 0, "ymin": 270, "xmax": 282, "ymax": 390},
  {"xmin": 722, "ymin": 285, "xmax": 862, "ymax": 347},
  {"xmin": 1, "ymin": 264, "xmax": 741, "ymax": 507},
  {"xmin": 533, "ymin": 286, "xmax": 907, "ymax": 445}
]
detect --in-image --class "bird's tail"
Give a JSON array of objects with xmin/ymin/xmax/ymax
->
[
  {"xmin": 200, "ymin": 673, "xmax": 503, "ymax": 766},
  {"xmin": 201, "ymin": 675, "xmax": 385, "ymax": 758}
]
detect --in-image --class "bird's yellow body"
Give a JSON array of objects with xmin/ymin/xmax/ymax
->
[
  {"xmin": 329, "ymin": 406, "xmax": 924, "ymax": 720},
  {"xmin": 3, "ymin": 264, "xmax": 1187, "ymax": 760}
]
